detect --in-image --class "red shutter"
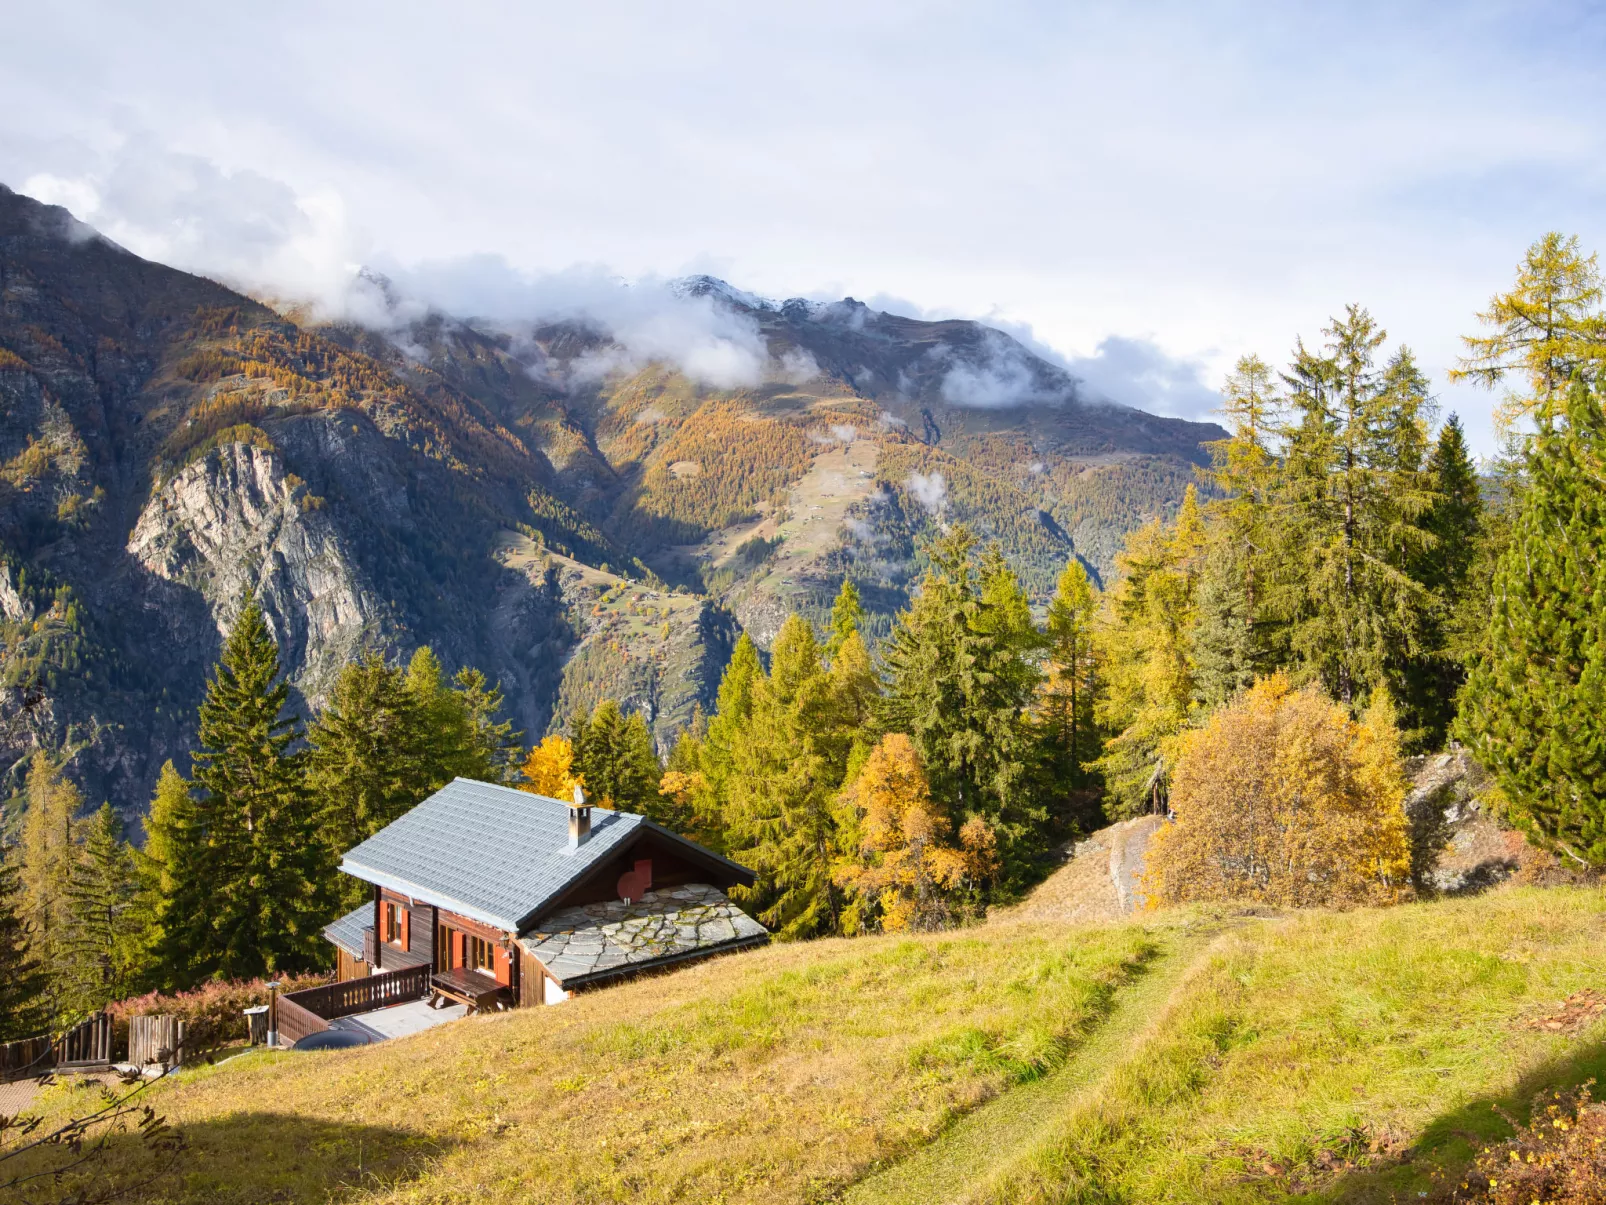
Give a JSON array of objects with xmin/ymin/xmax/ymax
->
[
  {"xmin": 452, "ymin": 931, "xmax": 464, "ymax": 968},
  {"xmin": 495, "ymin": 946, "xmax": 511, "ymax": 985},
  {"xmin": 400, "ymin": 908, "xmax": 410, "ymax": 951}
]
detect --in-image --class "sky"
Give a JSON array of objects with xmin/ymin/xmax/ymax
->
[{"xmin": 4, "ymin": 1, "xmax": 1605, "ymax": 457}]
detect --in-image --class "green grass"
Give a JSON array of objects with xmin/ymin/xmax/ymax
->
[
  {"xmin": 15, "ymin": 889, "xmax": 1606, "ymax": 1205},
  {"xmin": 973, "ymin": 888, "xmax": 1606, "ymax": 1204}
]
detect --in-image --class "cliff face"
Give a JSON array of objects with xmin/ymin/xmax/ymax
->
[{"xmin": 127, "ymin": 439, "xmax": 384, "ymax": 702}]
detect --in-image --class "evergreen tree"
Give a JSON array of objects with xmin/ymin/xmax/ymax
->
[
  {"xmin": 452, "ymin": 666, "xmax": 522, "ymax": 782},
  {"xmin": 572, "ymin": 700, "xmax": 661, "ymax": 812},
  {"xmin": 879, "ymin": 527, "xmax": 1045, "ymax": 881},
  {"xmin": 1456, "ymin": 378, "xmax": 1606, "ymax": 867},
  {"xmin": 1189, "ymin": 533, "xmax": 1262, "ymax": 710},
  {"xmin": 1275, "ymin": 309, "xmax": 1437, "ymax": 711},
  {"xmin": 167, "ymin": 598, "xmax": 331, "ymax": 982},
  {"xmin": 61, "ymin": 803, "xmax": 139, "ymax": 1013},
  {"xmin": 826, "ymin": 578, "xmax": 865, "ymax": 659},
  {"xmin": 129, "ymin": 761, "xmax": 195, "ymax": 992},
  {"xmin": 1195, "ymin": 354, "xmax": 1285, "ymax": 689},
  {"xmin": 0, "ymin": 855, "xmax": 49, "ymax": 1041},
  {"xmin": 703, "ymin": 633, "xmax": 762, "ymax": 804},
  {"xmin": 18, "ymin": 751, "xmax": 81, "ymax": 1019},
  {"xmin": 727, "ymin": 617, "xmax": 846, "ymax": 937},
  {"xmin": 1403, "ymin": 414, "xmax": 1483, "ymax": 744},
  {"xmin": 307, "ymin": 654, "xmax": 424, "ymax": 904},
  {"xmin": 402, "ymin": 648, "xmax": 521, "ymax": 786}
]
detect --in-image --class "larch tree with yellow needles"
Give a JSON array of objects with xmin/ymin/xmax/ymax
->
[
  {"xmin": 1144, "ymin": 674, "xmax": 1411, "ymax": 909},
  {"xmin": 834, "ymin": 733, "xmax": 998, "ymax": 933},
  {"xmin": 519, "ymin": 734, "xmax": 582, "ymax": 799}
]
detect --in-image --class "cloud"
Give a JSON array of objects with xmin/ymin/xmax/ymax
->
[
  {"xmin": 17, "ymin": 144, "xmax": 812, "ymax": 392},
  {"xmin": 906, "ymin": 471, "xmax": 947, "ymax": 515},
  {"xmin": 1065, "ymin": 335, "xmax": 1220, "ymax": 422},
  {"xmin": 24, "ymin": 138, "xmax": 365, "ymax": 308}
]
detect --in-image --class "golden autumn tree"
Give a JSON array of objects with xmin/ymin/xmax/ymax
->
[
  {"xmin": 834, "ymin": 734, "xmax": 999, "ymax": 933},
  {"xmin": 518, "ymin": 734, "xmax": 582, "ymax": 799},
  {"xmin": 1144, "ymin": 675, "xmax": 1411, "ymax": 909}
]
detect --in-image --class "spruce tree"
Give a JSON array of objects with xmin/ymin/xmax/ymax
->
[
  {"xmin": 170, "ymin": 598, "xmax": 331, "ymax": 981},
  {"xmin": 727, "ymin": 617, "xmax": 845, "ymax": 937},
  {"xmin": 0, "ymin": 855, "xmax": 49, "ymax": 1041},
  {"xmin": 826, "ymin": 578, "xmax": 865, "ymax": 659},
  {"xmin": 879, "ymin": 528, "xmax": 1045, "ymax": 881},
  {"xmin": 703, "ymin": 634, "xmax": 762, "ymax": 803},
  {"xmin": 1404, "ymin": 414, "xmax": 1483, "ymax": 744},
  {"xmin": 1456, "ymin": 378, "xmax": 1606, "ymax": 866},
  {"xmin": 307, "ymin": 653, "xmax": 426, "ymax": 907},
  {"xmin": 61, "ymin": 803, "xmax": 139, "ymax": 1013},
  {"xmin": 451, "ymin": 666, "xmax": 522, "ymax": 782},
  {"xmin": 572, "ymin": 700, "xmax": 660, "ymax": 812},
  {"xmin": 1275, "ymin": 310, "xmax": 1437, "ymax": 712},
  {"xmin": 399, "ymin": 647, "xmax": 520, "ymax": 788},
  {"xmin": 130, "ymin": 761, "xmax": 195, "ymax": 992}
]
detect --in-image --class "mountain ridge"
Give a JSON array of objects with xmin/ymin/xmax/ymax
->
[{"xmin": 0, "ymin": 181, "xmax": 1223, "ymax": 820}]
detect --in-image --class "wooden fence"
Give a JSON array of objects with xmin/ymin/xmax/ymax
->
[
  {"xmin": 129, "ymin": 1015, "xmax": 186, "ymax": 1068},
  {"xmin": 0, "ymin": 1012, "xmax": 112, "ymax": 1081},
  {"xmin": 273, "ymin": 963, "xmax": 432, "ymax": 1047},
  {"xmin": 0, "ymin": 1036, "xmax": 53, "ymax": 1082},
  {"xmin": 274, "ymin": 995, "xmax": 330, "ymax": 1047},
  {"xmin": 57, "ymin": 1012, "xmax": 112, "ymax": 1069}
]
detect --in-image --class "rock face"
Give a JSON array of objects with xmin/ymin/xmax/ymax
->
[
  {"xmin": 1401, "ymin": 747, "xmax": 1597, "ymax": 893},
  {"xmin": 128, "ymin": 442, "xmax": 383, "ymax": 703}
]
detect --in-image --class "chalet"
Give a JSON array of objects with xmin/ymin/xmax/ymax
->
[{"xmin": 321, "ymin": 778, "xmax": 768, "ymax": 1011}]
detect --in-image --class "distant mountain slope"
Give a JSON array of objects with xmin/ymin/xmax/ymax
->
[
  {"xmin": 0, "ymin": 182, "xmax": 1222, "ymax": 818},
  {"xmin": 0, "ymin": 184, "xmax": 629, "ymax": 818}
]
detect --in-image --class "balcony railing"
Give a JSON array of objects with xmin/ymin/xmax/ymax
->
[{"xmin": 273, "ymin": 963, "xmax": 432, "ymax": 1047}]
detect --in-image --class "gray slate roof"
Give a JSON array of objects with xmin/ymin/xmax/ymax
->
[
  {"xmin": 323, "ymin": 903, "xmax": 371, "ymax": 958},
  {"xmin": 338, "ymin": 777, "xmax": 754, "ymax": 933},
  {"xmin": 516, "ymin": 883, "xmax": 770, "ymax": 987}
]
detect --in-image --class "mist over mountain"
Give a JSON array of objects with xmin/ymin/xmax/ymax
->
[{"xmin": 0, "ymin": 181, "xmax": 1222, "ymax": 822}]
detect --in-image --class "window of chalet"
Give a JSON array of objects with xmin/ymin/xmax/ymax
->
[
  {"xmin": 383, "ymin": 901, "xmax": 408, "ymax": 947},
  {"xmin": 465, "ymin": 934, "xmax": 494, "ymax": 975},
  {"xmin": 435, "ymin": 924, "xmax": 496, "ymax": 977}
]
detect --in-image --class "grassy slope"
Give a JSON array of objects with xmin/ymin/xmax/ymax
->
[
  {"xmin": 25, "ymin": 923, "xmax": 1153, "ymax": 1204},
  {"xmin": 21, "ymin": 889, "xmax": 1606, "ymax": 1204}
]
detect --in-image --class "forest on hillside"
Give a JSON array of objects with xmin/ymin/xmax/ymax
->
[{"xmin": 3, "ymin": 231, "xmax": 1605, "ymax": 1038}]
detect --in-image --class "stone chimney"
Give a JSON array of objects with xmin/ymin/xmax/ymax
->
[{"xmin": 568, "ymin": 782, "xmax": 592, "ymax": 849}]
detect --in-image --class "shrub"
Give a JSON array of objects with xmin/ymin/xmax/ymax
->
[
  {"xmin": 1443, "ymin": 1082, "xmax": 1606, "ymax": 1203},
  {"xmin": 105, "ymin": 973, "xmax": 329, "ymax": 1057},
  {"xmin": 1144, "ymin": 674, "xmax": 1412, "ymax": 908}
]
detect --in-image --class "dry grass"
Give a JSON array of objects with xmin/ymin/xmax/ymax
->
[{"xmin": 15, "ymin": 921, "xmax": 1154, "ymax": 1204}]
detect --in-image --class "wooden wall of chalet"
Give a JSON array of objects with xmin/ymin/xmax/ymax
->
[
  {"xmin": 373, "ymin": 887, "xmax": 435, "ymax": 972},
  {"xmin": 335, "ymin": 948, "xmax": 370, "ymax": 982},
  {"xmin": 548, "ymin": 836, "xmax": 738, "ymax": 911}
]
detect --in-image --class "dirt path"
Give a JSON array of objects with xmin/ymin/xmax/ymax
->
[{"xmin": 842, "ymin": 920, "xmax": 1225, "ymax": 1205}]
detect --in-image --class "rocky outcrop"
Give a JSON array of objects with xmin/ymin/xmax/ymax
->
[{"xmin": 127, "ymin": 441, "xmax": 385, "ymax": 703}]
